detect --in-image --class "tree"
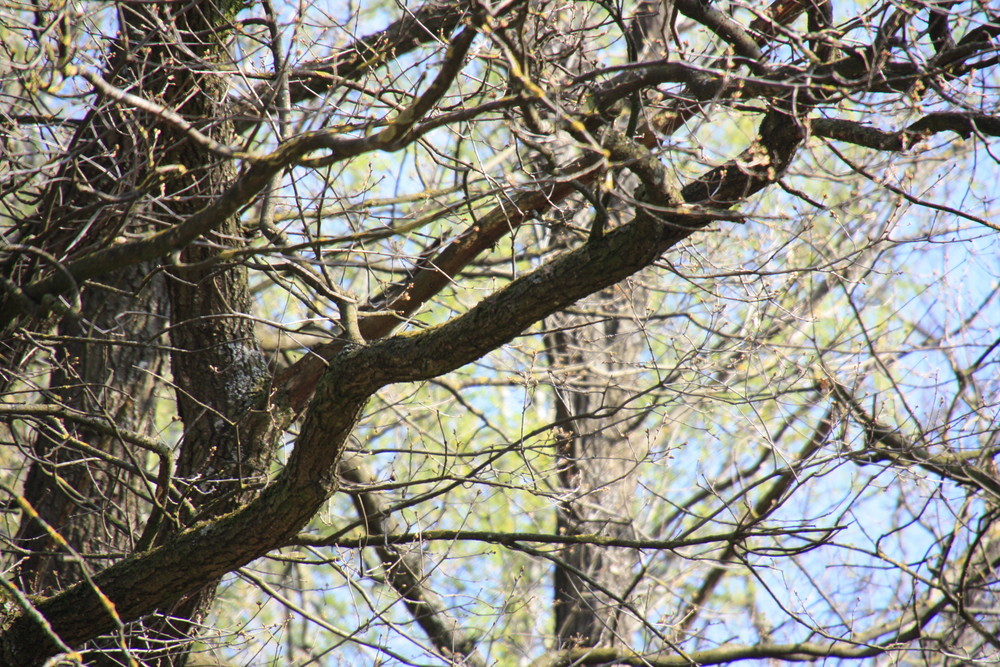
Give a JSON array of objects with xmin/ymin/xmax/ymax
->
[{"xmin": 0, "ymin": 0, "xmax": 998, "ymax": 664}]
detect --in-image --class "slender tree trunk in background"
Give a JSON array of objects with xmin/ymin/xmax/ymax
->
[{"xmin": 541, "ymin": 1, "xmax": 672, "ymax": 647}]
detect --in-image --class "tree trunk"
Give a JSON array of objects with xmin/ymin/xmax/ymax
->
[
  {"xmin": 9, "ymin": 0, "xmax": 262, "ymax": 663},
  {"xmin": 545, "ymin": 252, "xmax": 648, "ymax": 648}
]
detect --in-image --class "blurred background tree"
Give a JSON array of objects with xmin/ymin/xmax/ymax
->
[{"xmin": 0, "ymin": 0, "xmax": 998, "ymax": 665}]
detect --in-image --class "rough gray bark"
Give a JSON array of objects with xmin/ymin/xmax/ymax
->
[
  {"xmin": 6, "ymin": 0, "xmax": 264, "ymax": 663},
  {"xmin": 13, "ymin": 265, "xmax": 167, "ymax": 596},
  {"xmin": 546, "ymin": 283, "xmax": 649, "ymax": 648}
]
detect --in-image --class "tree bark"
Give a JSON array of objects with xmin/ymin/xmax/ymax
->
[{"xmin": 547, "ymin": 283, "xmax": 649, "ymax": 648}]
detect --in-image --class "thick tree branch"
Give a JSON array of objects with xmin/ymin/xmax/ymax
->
[
  {"xmin": 674, "ymin": 0, "xmax": 765, "ymax": 64},
  {"xmin": 811, "ymin": 113, "xmax": 1000, "ymax": 151}
]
